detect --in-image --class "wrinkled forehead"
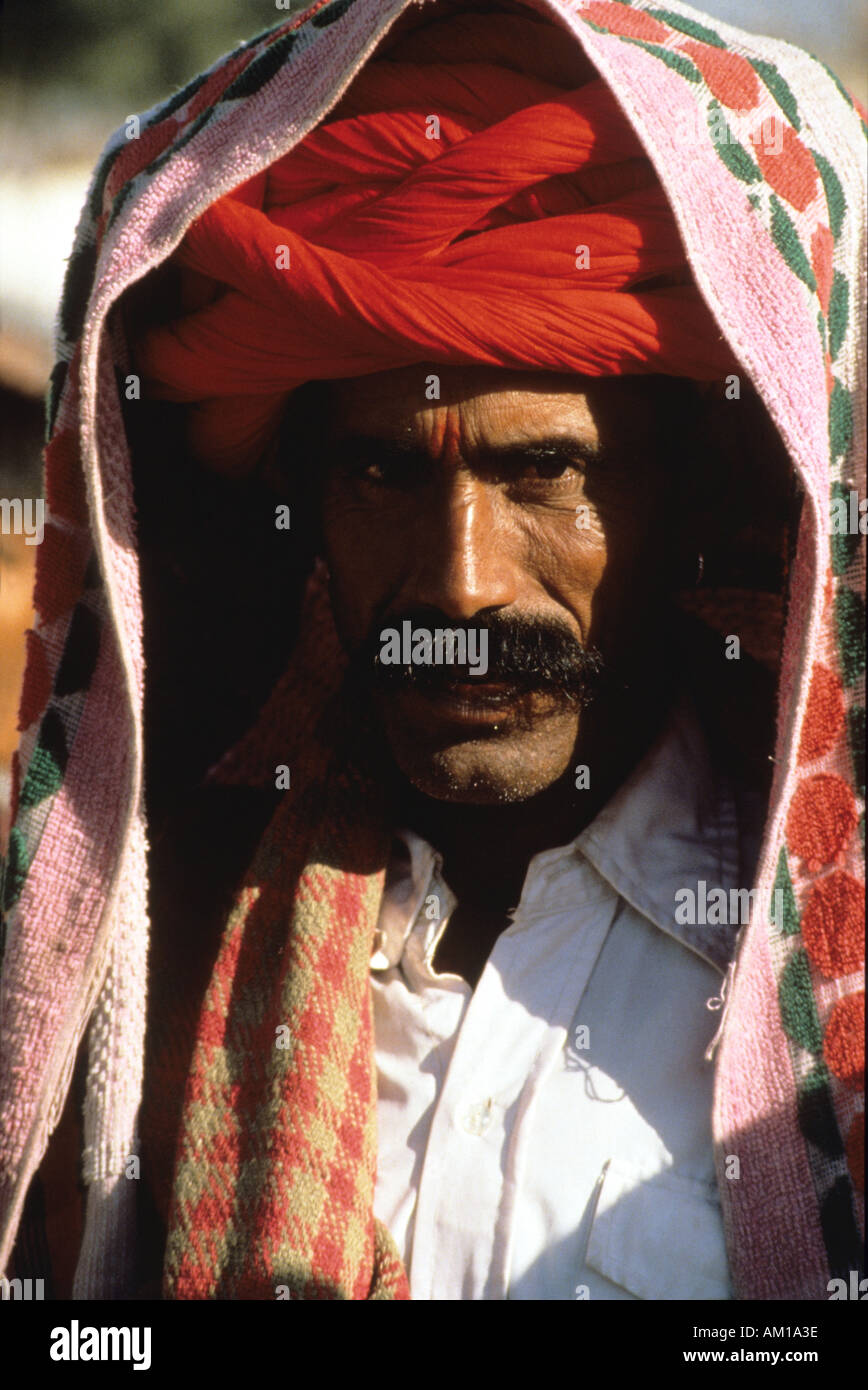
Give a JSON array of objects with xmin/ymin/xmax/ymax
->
[{"xmin": 323, "ymin": 365, "xmax": 701, "ymax": 452}]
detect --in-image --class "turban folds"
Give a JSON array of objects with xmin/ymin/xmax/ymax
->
[{"xmin": 135, "ymin": 9, "xmax": 739, "ymax": 472}]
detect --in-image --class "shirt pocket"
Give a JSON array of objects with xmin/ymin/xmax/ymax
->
[{"xmin": 584, "ymin": 1159, "xmax": 731, "ymax": 1300}]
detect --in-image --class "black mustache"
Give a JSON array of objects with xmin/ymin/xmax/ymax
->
[{"xmin": 349, "ymin": 608, "xmax": 607, "ymax": 704}]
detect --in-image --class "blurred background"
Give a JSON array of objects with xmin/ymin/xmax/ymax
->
[{"xmin": 0, "ymin": 0, "xmax": 866, "ymax": 845}]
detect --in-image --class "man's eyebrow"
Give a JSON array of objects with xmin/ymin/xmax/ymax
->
[
  {"xmin": 480, "ymin": 436, "xmax": 610, "ymax": 465},
  {"xmin": 327, "ymin": 432, "xmax": 610, "ymax": 464}
]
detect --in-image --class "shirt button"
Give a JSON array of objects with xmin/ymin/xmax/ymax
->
[{"xmin": 461, "ymin": 1099, "xmax": 494, "ymax": 1136}]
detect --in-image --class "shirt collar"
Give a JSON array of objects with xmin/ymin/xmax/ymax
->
[
  {"xmin": 575, "ymin": 694, "xmax": 741, "ymax": 971},
  {"xmin": 370, "ymin": 832, "xmax": 455, "ymax": 972},
  {"xmin": 372, "ymin": 694, "xmax": 741, "ymax": 977}
]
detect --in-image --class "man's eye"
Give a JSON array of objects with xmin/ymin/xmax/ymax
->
[
  {"xmin": 351, "ymin": 458, "xmax": 387, "ymax": 483},
  {"xmin": 525, "ymin": 458, "xmax": 580, "ymax": 480},
  {"xmin": 495, "ymin": 454, "xmax": 585, "ymax": 484},
  {"xmin": 340, "ymin": 452, "xmax": 423, "ymax": 488}
]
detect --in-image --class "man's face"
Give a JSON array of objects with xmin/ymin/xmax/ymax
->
[{"xmin": 320, "ymin": 365, "xmax": 682, "ymax": 804}]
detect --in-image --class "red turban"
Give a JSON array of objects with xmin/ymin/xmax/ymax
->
[{"xmin": 136, "ymin": 9, "xmax": 739, "ymax": 473}]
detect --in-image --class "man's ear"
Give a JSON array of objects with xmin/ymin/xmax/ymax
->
[
  {"xmin": 652, "ymin": 378, "xmax": 710, "ymax": 592},
  {"xmin": 689, "ymin": 380, "xmax": 792, "ymax": 593}
]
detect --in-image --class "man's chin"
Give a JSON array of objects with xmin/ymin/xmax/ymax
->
[{"xmin": 374, "ymin": 685, "xmax": 581, "ymax": 804}]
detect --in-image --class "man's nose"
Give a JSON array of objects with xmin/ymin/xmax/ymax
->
[{"xmin": 406, "ymin": 477, "xmax": 521, "ymax": 619}]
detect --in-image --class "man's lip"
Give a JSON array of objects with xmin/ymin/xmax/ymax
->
[
  {"xmin": 384, "ymin": 679, "xmax": 527, "ymax": 726},
  {"xmin": 442, "ymin": 679, "xmax": 514, "ymax": 693}
]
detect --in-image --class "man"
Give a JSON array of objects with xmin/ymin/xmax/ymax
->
[{"xmin": 0, "ymin": 0, "xmax": 864, "ymax": 1302}]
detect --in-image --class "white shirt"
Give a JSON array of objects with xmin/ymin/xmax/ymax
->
[{"xmin": 370, "ymin": 698, "xmax": 744, "ymax": 1300}]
